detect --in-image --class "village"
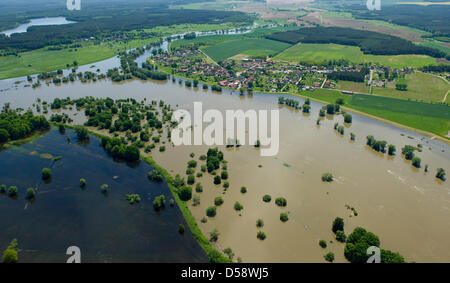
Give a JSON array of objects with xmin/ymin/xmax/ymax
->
[{"xmin": 150, "ymin": 45, "xmax": 414, "ymax": 94}]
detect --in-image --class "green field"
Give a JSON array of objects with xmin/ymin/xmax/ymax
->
[
  {"xmin": 299, "ymin": 89, "xmax": 450, "ymax": 137},
  {"xmin": 274, "ymin": 43, "xmax": 437, "ymax": 68},
  {"xmin": 336, "ymin": 81, "xmax": 370, "ymax": 94},
  {"xmin": 201, "ymin": 38, "xmax": 291, "ymax": 62},
  {"xmin": 335, "ymin": 72, "xmax": 450, "ymax": 102},
  {"xmin": 372, "ymin": 72, "xmax": 449, "ymax": 102}
]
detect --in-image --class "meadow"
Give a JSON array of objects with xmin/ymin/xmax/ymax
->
[
  {"xmin": 334, "ymin": 72, "xmax": 449, "ymax": 102},
  {"xmin": 0, "ymin": 43, "xmax": 115, "ymax": 80},
  {"xmin": 201, "ymin": 38, "xmax": 291, "ymax": 62},
  {"xmin": 371, "ymin": 72, "xmax": 449, "ymax": 103},
  {"xmin": 299, "ymin": 89, "xmax": 450, "ymax": 138},
  {"xmin": 274, "ymin": 43, "xmax": 437, "ymax": 68}
]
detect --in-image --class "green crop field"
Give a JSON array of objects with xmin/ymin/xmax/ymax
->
[
  {"xmin": 299, "ymin": 89, "xmax": 450, "ymax": 137},
  {"xmin": 372, "ymin": 72, "xmax": 450, "ymax": 102},
  {"xmin": 334, "ymin": 72, "xmax": 449, "ymax": 102},
  {"xmin": 274, "ymin": 43, "xmax": 437, "ymax": 68},
  {"xmin": 201, "ymin": 38, "xmax": 291, "ymax": 62}
]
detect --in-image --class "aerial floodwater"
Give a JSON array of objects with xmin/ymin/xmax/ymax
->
[
  {"xmin": 0, "ymin": 128, "xmax": 207, "ymax": 263},
  {"xmin": 0, "ymin": 72, "xmax": 449, "ymax": 262},
  {"xmin": 0, "ymin": 17, "xmax": 76, "ymax": 37}
]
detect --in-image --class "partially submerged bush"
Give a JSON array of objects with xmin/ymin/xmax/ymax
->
[
  {"xmin": 42, "ymin": 168, "xmax": 52, "ymax": 180},
  {"xmin": 153, "ymin": 195, "xmax": 166, "ymax": 210},
  {"xmin": 332, "ymin": 217, "xmax": 344, "ymax": 234},
  {"xmin": 7, "ymin": 186, "xmax": 18, "ymax": 197},
  {"xmin": 324, "ymin": 252, "xmax": 335, "ymax": 263},
  {"xmin": 234, "ymin": 201, "xmax": 243, "ymax": 211},
  {"xmin": 148, "ymin": 169, "xmax": 163, "ymax": 182},
  {"xmin": 321, "ymin": 173, "xmax": 333, "ymax": 182},
  {"xmin": 214, "ymin": 197, "xmax": 224, "ymax": 206},
  {"xmin": 178, "ymin": 186, "xmax": 192, "ymax": 201},
  {"xmin": 262, "ymin": 194, "xmax": 272, "ymax": 203},
  {"xmin": 256, "ymin": 219, "xmax": 264, "ymax": 228},
  {"xmin": 275, "ymin": 197, "xmax": 287, "ymax": 207},
  {"xmin": 206, "ymin": 206, "xmax": 216, "ymax": 217},
  {"xmin": 25, "ymin": 188, "xmax": 36, "ymax": 200},
  {"xmin": 257, "ymin": 231, "xmax": 266, "ymax": 240},
  {"xmin": 280, "ymin": 213, "xmax": 289, "ymax": 222},
  {"xmin": 319, "ymin": 240, "xmax": 327, "ymax": 248},
  {"xmin": 126, "ymin": 194, "xmax": 141, "ymax": 205}
]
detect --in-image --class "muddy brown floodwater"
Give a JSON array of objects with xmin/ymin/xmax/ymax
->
[{"xmin": 0, "ymin": 77, "xmax": 449, "ymax": 262}]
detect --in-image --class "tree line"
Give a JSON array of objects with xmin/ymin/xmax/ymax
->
[
  {"xmin": 0, "ymin": 8, "xmax": 253, "ymax": 52},
  {"xmin": 266, "ymin": 27, "xmax": 445, "ymax": 58}
]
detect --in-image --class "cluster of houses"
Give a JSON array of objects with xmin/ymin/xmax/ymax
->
[{"xmin": 151, "ymin": 47, "xmax": 415, "ymax": 92}]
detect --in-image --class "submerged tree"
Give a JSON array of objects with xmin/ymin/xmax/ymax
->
[
  {"xmin": 41, "ymin": 168, "xmax": 52, "ymax": 180},
  {"xmin": 75, "ymin": 126, "xmax": 89, "ymax": 141},
  {"xmin": 332, "ymin": 217, "xmax": 344, "ymax": 234},
  {"xmin": 412, "ymin": 156, "xmax": 421, "ymax": 168},
  {"xmin": 209, "ymin": 229, "xmax": 220, "ymax": 242},
  {"xmin": 324, "ymin": 252, "xmax": 335, "ymax": 263},
  {"xmin": 206, "ymin": 206, "xmax": 217, "ymax": 217},
  {"xmin": 280, "ymin": 213, "xmax": 289, "ymax": 222},
  {"xmin": 25, "ymin": 188, "xmax": 36, "ymax": 200},
  {"xmin": 178, "ymin": 186, "xmax": 192, "ymax": 201},
  {"xmin": 7, "ymin": 186, "xmax": 18, "ymax": 197},
  {"xmin": 2, "ymin": 239, "xmax": 18, "ymax": 263},
  {"xmin": 275, "ymin": 197, "xmax": 287, "ymax": 207},
  {"xmin": 322, "ymin": 173, "xmax": 333, "ymax": 182},
  {"xmin": 257, "ymin": 231, "xmax": 266, "ymax": 240},
  {"xmin": 436, "ymin": 168, "xmax": 446, "ymax": 181}
]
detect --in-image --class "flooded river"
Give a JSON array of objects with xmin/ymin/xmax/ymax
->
[{"xmin": 0, "ymin": 76, "xmax": 448, "ymax": 262}]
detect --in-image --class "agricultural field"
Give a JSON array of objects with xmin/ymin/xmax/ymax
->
[
  {"xmin": 371, "ymin": 72, "xmax": 450, "ymax": 103},
  {"xmin": 0, "ymin": 43, "xmax": 114, "ymax": 80},
  {"xmin": 334, "ymin": 72, "xmax": 450, "ymax": 102},
  {"xmin": 274, "ymin": 43, "xmax": 437, "ymax": 68},
  {"xmin": 335, "ymin": 81, "xmax": 370, "ymax": 94},
  {"xmin": 201, "ymin": 38, "xmax": 291, "ymax": 62},
  {"xmin": 169, "ymin": 0, "xmax": 250, "ymax": 10},
  {"xmin": 299, "ymin": 89, "xmax": 450, "ymax": 137}
]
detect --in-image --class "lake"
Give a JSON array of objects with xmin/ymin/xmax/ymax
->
[
  {"xmin": 1, "ymin": 17, "xmax": 76, "ymax": 37},
  {"xmin": 0, "ymin": 128, "xmax": 207, "ymax": 262}
]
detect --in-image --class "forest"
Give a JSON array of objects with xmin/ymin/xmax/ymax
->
[
  {"xmin": 0, "ymin": 1, "xmax": 252, "ymax": 51},
  {"xmin": 266, "ymin": 27, "xmax": 445, "ymax": 58},
  {"xmin": 347, "ymin": 4, "xmax": 450, "ymax": 36}
]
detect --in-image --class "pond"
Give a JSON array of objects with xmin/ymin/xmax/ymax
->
[
  {"xmin": 1, "ymin": 17, "xmax": 77, "ymax": 37},
  {"xmin": 0, "ymin": 128, "xmax": 207, "ymax": 262}
]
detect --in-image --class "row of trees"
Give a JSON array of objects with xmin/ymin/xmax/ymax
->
[{"xmin": 267, "ymin": 27, "xmax": 445, "ymax": 58}]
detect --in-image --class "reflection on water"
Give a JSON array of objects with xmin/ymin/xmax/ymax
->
[
  {"xmin": 1, "ymin": 17, "xmax": 76, "ymax": 37},
  {"xmin": 0, "ymin": 129, "xmax": 207, "ymax": 263}
]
